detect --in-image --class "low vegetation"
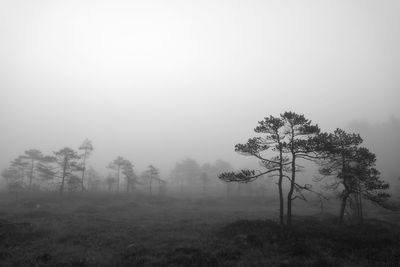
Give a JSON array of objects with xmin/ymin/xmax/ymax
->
[{"xmin": 0, "ymin": 192, "xmax": 399, "ymax": 266}]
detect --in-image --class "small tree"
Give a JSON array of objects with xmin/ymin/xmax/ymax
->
[
  {"xmin": 2, "ymin": 151, "xmax": 48, "ymax": 196},
  {"xmin": 53, "ymin": 148, "xmax": 81, "ymax": 195},
  {"xmin": 78, "ymin": 138, "xmax": 93, "ymax": 192},
  {"xmin": 144, "ymin": 165, "xmax": 159, "ymax": 195},
  {"xmin": 219, "ymin": 112, "xmax": 323, "ymax": 226},
  {"xmin": 318, "ymin": 129, "xmax": 391, "ymax": 224},
  {"xmin": 36, "ymin": 148, "xmax": 80, "ymax": 194},
  {"xmin": 34, "ymin": 148, "xmax": 81, "ymax": 195},
  {"xmin": 10, "ymin": 156, "xmax": 29, "ymax": 183},
  {"xmin": 21, "ymin": 149, "xmax": 44, "ymax": 189},
  {"xmin": 121, "ymin": 159, "xmax": 138, "ymax": 193},
  {"xmin": 219, "ymin": 115, "xmax": 287, "ymax": 225},
  {"xmin": 4, "ymin": 149, "xmax": 45, "ymax": 191},
  {"xmin": 1, "ymin": 168, "xmax": 24, "ymax": 200},
  {"xmin": 108, "ymin": 156, "xmax": 125, "ymax": 193}
]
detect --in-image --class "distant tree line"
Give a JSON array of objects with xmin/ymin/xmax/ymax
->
[
  {"xmin": 2, "ymin": 141, "xmax": 237, "ymax": 198},
  {"xmin": 219, "ymin": 111, "xmax": 392, "ymax": 226},
  {"xmin": 2, "ymin": 139, "xmax": 94, "ymax": 196},
  {"xmin": 0, "ymin": 139, "xmax": 168, "ymax": 197},
  {"xmin": 168, "ymin": 158, "xmax": 233, "ymax": 196}
]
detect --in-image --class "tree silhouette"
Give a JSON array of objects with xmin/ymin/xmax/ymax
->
[
  {"xmin": 318, "ymin": 129, "xmax": 390, "ymax": 224},
  {"xmin": 121, "ymin": 159, "xmax": 138, "ymax": 193},
  {"xmin": 78, "ymin": 138, "xmax": 93, "ymax": 192},
  {"xmin": 3, "ymin": 149, "xmax": 45, "ymax": 191},
  {"xmin": 219, "ymin": 114, "xmax": 288, "ymax": 225},
  {"xmin": 108, "ymin": 156, "xmax": 125, "ymax": 193},
  {"xmin": 21, "ymin": 149, "xmax": 44, "ymax": 190},
  {"xmin": 35, "ymin": 148, "xmax": 81, "ymax": 194},
  {"xmin": 219, "ymin": 112, "xmax": 323, "ymax": 226},
  {"xmin": 280, "ymin": 111, "xmax": 321, "ymax": 226},
  {"xmin": 143, "ymin": 165, "xmax": 159, "ymax": 195},
  {"xmin": 53, "ymin": 147, "xmax": 81, "ymax": 195},
  {"xmin": 1, "ymin": 167, "xmax": 24, "ymax": 199}
]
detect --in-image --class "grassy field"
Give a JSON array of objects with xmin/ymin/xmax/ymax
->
[{"xmin": 0, "ymin": 192, "xmax": 399, "ymax": 266}]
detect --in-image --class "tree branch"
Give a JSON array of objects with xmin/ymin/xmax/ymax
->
[{"xmin": 219, "ymin": 168, "xmax": 280, "ymax": 183}]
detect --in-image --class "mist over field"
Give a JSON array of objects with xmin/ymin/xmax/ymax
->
[
  {"xmin": 0, "ymin": 1, "xmax": 399, "ymax": 266},
  {"xmin": 1, "ymin": 0, "xmax": 399, "ymax": 179}
]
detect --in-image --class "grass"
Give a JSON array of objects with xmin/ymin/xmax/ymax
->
[{"xmin": 0, "ymin": 191, "xmax": 399, "ymax": 266}]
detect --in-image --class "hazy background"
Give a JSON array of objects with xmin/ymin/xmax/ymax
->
[{"xmin": 1, "ymin": 0, "xmax": 399, "ymax": 183}]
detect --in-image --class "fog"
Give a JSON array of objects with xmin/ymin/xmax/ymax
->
[{"xmin": 1, "ymin": 0, "xmax": 399, "ymax": 179}]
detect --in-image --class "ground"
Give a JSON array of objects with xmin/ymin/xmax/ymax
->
[{"xmin": 0, "ymin": 192, "xmax": 399, "ymax": 266}]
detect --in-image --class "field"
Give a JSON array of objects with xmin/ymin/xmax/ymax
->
[{"xmin": 0, "ymin": 192, "xmax": 399, "ymax": 266}]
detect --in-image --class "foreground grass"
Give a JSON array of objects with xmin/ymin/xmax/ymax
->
[{"xmin": 0, "ymin": 192, "xmax": 399, "ymax": 266}]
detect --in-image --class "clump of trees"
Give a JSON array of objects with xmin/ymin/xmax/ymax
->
[
  {"xmin": 1, "ymin": 166, "xmax": 24, "ymax": 200},
  {"xmin": 139, "ymin": 165, "xmax": 167, "ymax": 195},
  {"xmin": 219, "ymin": 111, "xmax": 392, "ymax": 226},
  {"xmin": 1, "ymin": 139, "xmax": 171, "ymax": 196},
  {"xmin": 1, "ymin": 149, "xmax": 46, "ymax": 195},
  {"xmin": 170, "ymin": 158, "xmax": 202, "ymax": 193},
  {"xmin": 107, "ymin": 157, "xmax": 142, "ymax": 193},
  {"xmin": 169, "ymin": 158, "xmax": 233, "ymax": 196},
  {"xmin": 1, "ymin": 139, "xmax": 94, "ymax": 195}
]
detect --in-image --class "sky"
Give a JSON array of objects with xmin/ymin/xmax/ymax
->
[{"xmin": 0, "ymin": 0, "xmax": 399, "ymax": 177}]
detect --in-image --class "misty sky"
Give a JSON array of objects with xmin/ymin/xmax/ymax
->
[{"xmin": 1, "ymin": 0, "xmax": 399, "ymax": 176}]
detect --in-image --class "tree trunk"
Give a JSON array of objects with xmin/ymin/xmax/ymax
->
[
  {"xmin": 356, "ymin": 181, "xmax": 363, "ymax": 224},
  {"xmin": 358, "ymin": 190, "xmax": 363, "ymax": 224},
  {"xmin": 117, "ymin": 166, "xmax": 120, "ymax": 193},
  {"xmin": 277, "ymin": 142, "xmax": 285, "ymax": 226},
  {"xmin": 278, "ymin": 172, "xmax": 284, "ymax": 226},
  {"xmin": 29, "ymin": 158, "xmax": 34, "ymax": 190},
  {"xmin": 339, "ymin": 153, "xmax": 348, "ymax": 225},
  {"xmin": 60, "ymin": 159, "xmax": 68, "ymax": 195},
  {"xmin": 81, "ymin": 150, "xmax": 87, "ymax": 192},
  {"xmin": 149, "ymin": 175, "xmax": 153, "ymax": 195},
  {"xmin": 60, "ymin": 173, "xmax": 66, "ymax": 195},
  {"xmin": 287, "ymin": 154, "xmax": 296, "ymax": 227},
  {"xmin": 339, "ymin": 192, "xmax": 349, "ymax": 225}
]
